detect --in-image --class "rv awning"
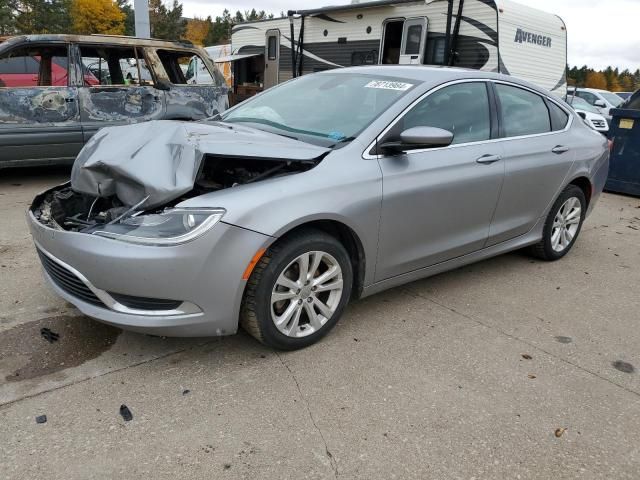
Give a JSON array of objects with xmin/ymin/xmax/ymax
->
[{"xmin": 214, "ymin": 53, "xmax": 263, "ymax": 63}]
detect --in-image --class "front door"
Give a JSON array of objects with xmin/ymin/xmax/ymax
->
[
  {"xmin": 375, "ymin": 81, "xmax": 504, "ymax": 281},
  {"xmin": 0, "ymin": 43, "xmax": 83, "ymax": 166},
  {"xmin": 399, "ymin": 17, "xmax": 428, "ymax": 65},
  {"xmin": 265, "ymin": 30, "xmax": 280, "ymax": 89},
  {"xmin": 76, "ymin": 44, "xmax": 165, "ymax": 142}
]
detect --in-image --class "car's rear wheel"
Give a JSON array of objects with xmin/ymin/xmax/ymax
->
[
  {"xmin": 240, "ymin": 229, "xmax": 353, "ymax": 350},
  {"xmin": 529, "ymin": 185, "xmax": 586, "ymax": 261}
]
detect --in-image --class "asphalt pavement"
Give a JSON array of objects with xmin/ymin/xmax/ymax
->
[{"xmin": 1, "ymin": 167, "xmax": 639, "ymax": 479}]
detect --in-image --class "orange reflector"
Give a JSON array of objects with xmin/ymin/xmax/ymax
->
[{"xmin": 242, "ymin": 248, "xmax": 267, "ymax": 280}]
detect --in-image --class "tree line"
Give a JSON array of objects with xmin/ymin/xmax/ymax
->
[
  {"xmin": 0, "ymin": 0, "xmax": 277, "ymax": 45},
  {"xmin": 568, "ymin": 65, "xmax": 640, "ymax": 92}
]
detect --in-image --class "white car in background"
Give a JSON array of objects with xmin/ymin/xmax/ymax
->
[
  {"xmin": 567, "ymin": 87, "xmax": 624, "ymax": 121},
  {"xmin": 566, "ymin": 96, "xmax": 609, "ymax": 134}
]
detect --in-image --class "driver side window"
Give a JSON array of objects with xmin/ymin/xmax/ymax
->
[{"xmin": 402, "ymin": 82, "xmax": 491, "ymax": 145}]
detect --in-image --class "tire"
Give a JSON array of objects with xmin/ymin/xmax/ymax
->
[
  {"xmin": 528, "ymin": 185, "xmax": 586, "ymax": 261},
  {"xmin": 240, "ymin": 229, "xmax": 353, "ymax": 350}
]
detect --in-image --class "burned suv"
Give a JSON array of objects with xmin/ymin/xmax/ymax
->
[{"xmin": 0, "ymin": 34, "xmax": 229, "ymax": 168}]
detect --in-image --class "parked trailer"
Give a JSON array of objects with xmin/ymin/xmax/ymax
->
[{"xmin": 224, "ymin": 0, "xmax": 567, "ymax": 103}]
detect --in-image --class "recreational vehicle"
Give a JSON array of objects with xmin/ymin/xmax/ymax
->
[{"xmin": 223, "ymin": 0, "xmax": 567, "ymax": 103}]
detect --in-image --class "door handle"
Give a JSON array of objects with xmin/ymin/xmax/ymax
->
[
  {"xmin": 552, "ymin": 145, "xmax": 570, "ymax": 154},
  {"xmin": 476, "ymin": 154, "xmax": 501, "ymax": 165},
  {"xmin": 65, "ymin": 97, "xmax": 75, "ymax": 103}
]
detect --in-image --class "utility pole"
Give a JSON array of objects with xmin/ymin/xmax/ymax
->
[{"xmin": 134, "ymin": 0, "xmax": 151, "ymax": 38}]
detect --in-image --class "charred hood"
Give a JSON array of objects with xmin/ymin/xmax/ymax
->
[{"xmin": 71, "ymin": 120, "xmax": 330, "ymax": 208}]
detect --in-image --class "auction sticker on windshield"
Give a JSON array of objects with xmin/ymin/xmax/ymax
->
[{"xmin": 365, "ymin": 80, "xmax": 413, "ymax": 91}]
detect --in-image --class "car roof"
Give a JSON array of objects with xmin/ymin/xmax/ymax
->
[
  {"xmin": 320, "ymin": 65, "xmax": 552, "ymax": 95},
  {"xmin": 0, "ymin": 34, "xmax": 199, "ymax": 52}
]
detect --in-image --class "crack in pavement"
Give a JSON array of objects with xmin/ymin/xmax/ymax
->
[
  {"xmin": 403, "ymin": 287, "xmax": 640, "ymax": 399},
  {"xmin": 276, "ymin": 352, "xmax": 339, "ymax": 479}
]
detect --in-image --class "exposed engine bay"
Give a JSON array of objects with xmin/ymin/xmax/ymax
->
[{"xmin": 33, "ymin": 155, "xmax": 318, "ymax": 232}]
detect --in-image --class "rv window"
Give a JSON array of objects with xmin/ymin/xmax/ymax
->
[
  {"xmin": 402, "ymin": 82, "xmax": 491, "ymax": 145},
  {"xmin": 429, "ymin": 37, "xmax": 446, "ymax": 65},
  {"xmin": 404, "ymin": 25, "xmax": 423, "ymax": 56},
  {"xmin": 267, "ymin": 36, "xmax": 277, "ymax": 61},
  {"xmin": 547, "ymin": 100, "xmax": 569, "ymax": 131},
  {"xmin": 496, "ymin": 84, "xmax": 551, "ymax": 137}
]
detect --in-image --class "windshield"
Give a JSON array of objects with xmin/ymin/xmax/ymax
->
[
  {"xmin": 221, "ymin": 73, "xmax": 417, "ymax": 146},
  {"xmin": 568, "ymin": 96, "xmax": 600, "ymax": 114},
  {"xmin": 600, "ymin": 91, "xmax": 623, "ymax": 107}
]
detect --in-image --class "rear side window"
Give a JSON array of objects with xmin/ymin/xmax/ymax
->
[
  {"xmin": 547, "ymin": 100, "xmax": 569, "ymax": 131},
  {"xmin": 576, "ymin": 91, "xmax": 598, "ymax": 105},
  {"xmin": 496, "ymin": 84, "xmax": 550, "ymax": 137},
  {"xmin": 0, "ymin": 45, "xmax": 68, "ymax": 87},
  {"xmin": 157, "ymin": 50, "xmax": 216, "ymax": 85},
  {"xmin": 402, "ymin": 82, "xmax": 491, "ymax": 145}
]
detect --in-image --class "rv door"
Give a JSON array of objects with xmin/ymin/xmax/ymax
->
[
  {"xmin": 400, "ymin": 17, "xmax": 428, "ymax": 65},
  {"xmin": 264, "ymin": 30, "xmax": 280, "ymax": 89}
]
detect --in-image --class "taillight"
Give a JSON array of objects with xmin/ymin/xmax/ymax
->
[{"xmin": 608, "ymin": 139, "xmax": 614, "ymax": 152}]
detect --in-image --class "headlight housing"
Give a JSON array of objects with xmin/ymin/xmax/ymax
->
[{"xmin": 92, "ymin": 208, "xmax": 225, "ymax": 246}]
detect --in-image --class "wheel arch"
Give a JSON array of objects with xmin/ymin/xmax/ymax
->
[
  {"xmin": 271, "ymin": 219, "xmax": 367, "ymax": 300},
  {"xmin": 567, "ymin": 175, "xmax": 593, "ymax": 208}
]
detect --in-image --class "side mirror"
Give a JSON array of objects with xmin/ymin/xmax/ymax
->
[
  {"xmin": 380, "ymin": 126, "xmax": 454, "ymax": 154},
  {"xmin": 594, "ymin": 100, "xmax": 606, "ymax": 108},
  {"xmin": 155, "ymin": 79, "xmax": 172, "ymax": 91}
]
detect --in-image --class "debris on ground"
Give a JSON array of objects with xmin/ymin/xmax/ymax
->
[
  {"xmin": 182, "ymin": 389, "xmax": 191, "ymax": 395},
  {"xmin": 528, "ymin": 374, "xmax": 537, "ymax": 379},
  {"xmin": 40, "ymin": 328, "xmax": 59, "ymax": 343},
  {"xmin": 119, "ymin": 404, "xmax": 133, "ymax": 422},
  {"xmin": 521, "ymin": 354, "xmax": 533, "ymax": 360},
  {"xmin": 555, "ymin": 336, "xmax": 573, "ymax": 344},
  {"xmin": 555, "ymin": 427, "xmax": 567, "ymax": 438},
  {"xmin": 612, "ymin": 360, "xmax": 635, "ymax": 374},
  {"xmin": 35, "ymin": 415, "xmax": 47, "ymax": 424}
]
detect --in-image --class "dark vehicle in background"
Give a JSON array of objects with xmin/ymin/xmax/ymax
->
[
  {"xmin": 620, "ymin": 90, "xmax": 640, "ymax": 110},
  {"xmin": 615, "ymin": 92, "xmax": 633, "ymax": 101},
  {"xmin": 0, "ymin": 35, "xmax": 229, "ymax": 168}
]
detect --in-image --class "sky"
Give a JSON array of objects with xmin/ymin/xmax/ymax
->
[{"xmin": 180, "ymin": 0, "xmax": 640, "ymax": 71}]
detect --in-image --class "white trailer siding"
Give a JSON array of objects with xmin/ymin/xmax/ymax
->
[
  {"xmin": 231, "ymin": 0, "xmax": 566, "ymax": 94},
  {"xmin": 496, "ymin": 0, "xmax": 567, "ymax": 96}
]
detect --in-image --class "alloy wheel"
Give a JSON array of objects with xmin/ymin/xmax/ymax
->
[
  {"xmin": 551, "ymin": 197, "xmax": 582, "ymax": 252},
  {"xmin": 270, "ymin": 251, "xmax": 344, "ymax": 338}
]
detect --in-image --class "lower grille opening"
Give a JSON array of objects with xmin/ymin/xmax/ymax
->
[
  {"xmin": 37, "ymin": 249, "xmax": 105, "ymax": 307},
  {"xmin": 109, "ymin": 293, "xmax": 182, "ymax": 311}
]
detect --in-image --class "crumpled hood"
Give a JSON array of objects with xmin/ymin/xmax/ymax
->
[{"xmin": 71, "ymin": 120, "xmax": 329, "ymax": 208}]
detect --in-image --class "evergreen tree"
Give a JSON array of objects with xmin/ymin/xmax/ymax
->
[{"xmin": 149, "ymin": 0, "xmax": 186, "ymax": 40}]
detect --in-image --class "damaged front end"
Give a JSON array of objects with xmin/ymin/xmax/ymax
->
[{"xmin": 31, "ymin": 120, "xmax": 328, "ymax": 244}]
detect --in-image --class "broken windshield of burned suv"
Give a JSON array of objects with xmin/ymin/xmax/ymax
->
[{"xmin": 28, "ymin": 67, "xmax": 609, "ymax": 350}]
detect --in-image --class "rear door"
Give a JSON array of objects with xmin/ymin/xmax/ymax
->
[
  {"xmin": 265, "ymin": 30, "xmax": 280, "ymax": 89},
  {"xmin": 0, "ymin": 42, "xmax": 83, "ymax": 167},
  {"xmin": 399, "ymin": 17, "xmax": 428, "ymax": 65},
  {"xmin": 487, "ymin": 82, "xmax": 575, "ymax": 245},
  {"xmin": 76, "ymin": 44, "xmax": 164, "ymax": 142}
]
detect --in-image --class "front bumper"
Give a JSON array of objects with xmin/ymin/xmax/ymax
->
[{"xmin": 28, "ymin": 210, "xmax": 272, "ymax": 336}]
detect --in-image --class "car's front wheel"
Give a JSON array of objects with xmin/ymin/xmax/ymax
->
[
  {"xmin": 240, "ymin": 229, "xmax": 353, "ymax": 350},
  {"xmin": 529, "ymin": 184, "xmax": 586, "ymax": 261}
]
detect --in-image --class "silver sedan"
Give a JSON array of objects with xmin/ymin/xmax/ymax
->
[{"xmin": 28, "ymin": 67, "xmax": 609, "ymax": 350}]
